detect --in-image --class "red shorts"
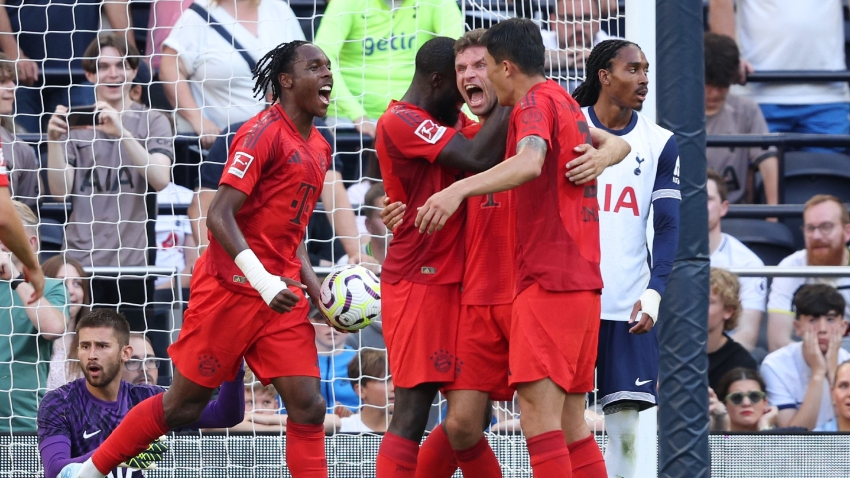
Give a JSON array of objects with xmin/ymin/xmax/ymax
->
[
  {"xmin": 444, "ymin": 304, "xmax": 514, "ymax": 400},
  {"xmin": 168, "ymin": 264, "xmax": 317, "ymax": 388},
  {"xmin": 510, "ymin": 283, "xmax": 601, "ymax": 393},
  {"xmin": 382, "ymin": 280, "xmax": 461, "ymax": 388}
]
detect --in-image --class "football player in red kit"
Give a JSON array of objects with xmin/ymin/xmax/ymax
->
[
  {"xmin": 69, "ymin": 41, "xmax": 338, "ymax": 478},
  {"xmin": 416, "ymin": 19, "xmax": 613, "ymax": 478}
]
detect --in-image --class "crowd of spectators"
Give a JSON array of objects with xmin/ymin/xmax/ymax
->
[{"xmin": 0, "ymin": 0, "xmax": 848, "ymax": 449}]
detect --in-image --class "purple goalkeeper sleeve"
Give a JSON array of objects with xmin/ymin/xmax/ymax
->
[
  {"xmin": 39, "ymin": 436, "xmax": 95, "ymax": 478},
  {"xmin": 190, "ymin": 365, "xmax": 246, "ymax": 429}
]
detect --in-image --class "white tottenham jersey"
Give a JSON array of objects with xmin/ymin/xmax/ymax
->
[{"xmin": 584, "ymin": 107, "xmax": 681, "ymax": 321}]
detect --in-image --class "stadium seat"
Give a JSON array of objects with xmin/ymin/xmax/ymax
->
[
  {"xmin": 39, "ymin": 218, "xmax": 64, "ymax": 262},
  {"xmin": 781, "ymin": 151, "xmax": 850, "ymax": 248},
  {"xmin": 720, "ymin": 218, "xmax": 797, "ymax": 266}
]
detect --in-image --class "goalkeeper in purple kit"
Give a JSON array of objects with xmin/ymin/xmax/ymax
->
[{"xmin": 37, "ymin": 310, "xmax": 244, "ymax": 478}]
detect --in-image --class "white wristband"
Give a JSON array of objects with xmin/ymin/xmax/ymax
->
[
  {"xmin": 638, "ymin": 289, "xmax": 662, "ymax": 324},
  {"xmin": 234, "ymin": 249, "xmax": 286, "ymax": 305}
]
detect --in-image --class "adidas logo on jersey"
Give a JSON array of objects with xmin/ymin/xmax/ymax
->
[{"xmin": 287, "ymin": 151, "xmax": 302, "ymax": 164}]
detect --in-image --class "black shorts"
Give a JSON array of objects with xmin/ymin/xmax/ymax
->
[{"xmin": 596, "ymin": 319, "xmax": 658, "ymax": 411}]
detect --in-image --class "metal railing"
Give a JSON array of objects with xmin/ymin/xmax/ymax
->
[{"xmin": 726, "ymin": 266, "xmax": 850, "ymax": 278}]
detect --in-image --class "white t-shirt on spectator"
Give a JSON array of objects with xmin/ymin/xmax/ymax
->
[
  {"xmin": 155, "ymin": 183, "xmax": 194, "ymax": 287},
  {"xmin": 710, "ymin": 232, "xmax": 767, "ymax": 312},
  {"xmin": 163, "ymin": 0, "xmax": 306, "ymax": 132},
  {"xmin": 733, "ymin": 0, "xmax": 849, "ymax": 105},
  {"xmin": 339, "ymin": 414, "xmax": 376, "ymax": 433},
  {"xmin": 761, "ymin": 341, "xmax": 850, "ymax": 429},
  {"xmin": 766, "ymin": 249, "xmax": 850, "ymax": 318}
]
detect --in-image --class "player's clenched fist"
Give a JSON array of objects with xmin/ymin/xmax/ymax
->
[
  {"xmin": 415, "ymin": 187, "xmax": 464, "ymax": 234},
  {"xmin": 268, "ymin": 277, "xmax": 306, "ymax": 313}
]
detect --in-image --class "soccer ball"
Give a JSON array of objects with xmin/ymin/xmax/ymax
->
[
  {"xmin": 318, "ymin": 265, "xmax": 381, "ymax": 331},
  {"xmin": 58, "ymin": 463, "xmax": 81, "ymax": 478}
]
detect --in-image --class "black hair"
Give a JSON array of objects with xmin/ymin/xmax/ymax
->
[
  {"xmin": 414, "ymin": 37, "xmax": 457, "ymax": 79},
  {"xmin": 76, "ymin": 309, "xmax": 131, "ymax": 347},
  {"xmin": 704, "ymin": 32, "xmax": 740, "ymax": 88},
  {"xmin": 717, "ymin": 367, "xmax": 766, "ymax": 403},
  {"xmin": 481, "ymin": 18, "xmax": 545, "ymax": 77},
  {"xmin": 793, "ymin": 284, "xmax": 846, "ymax": 319},
  {"xmin": 572, "ymin": 39, "xmax": 638, "ymax": 107},
  {"xmin": 253, "ymin": 40, "xmax": 311, "ymax": 103}
]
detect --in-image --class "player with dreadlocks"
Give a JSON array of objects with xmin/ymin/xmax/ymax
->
[
  {"xmin": 575, "ymin": 39, "xmax": 681, "ymax": 478},
  {"xmin": 65, "ymin": 41, "xmax": 337, "ymax": 478}
]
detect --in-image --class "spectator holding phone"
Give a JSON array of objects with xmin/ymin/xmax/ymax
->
[{"xmin": 45, "ymin": 34, "xmax": 173, "ymax": 333}]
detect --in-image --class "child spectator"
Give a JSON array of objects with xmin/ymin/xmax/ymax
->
[
  {"xmin": 340, "ymin": 349, "xmax": 394, "ymax": 433},
  {"xmin": 312, "ymin": 311, "xmax": 359, "ymax": 414},
  {"xmin": 707, "ymin": 268, "xmax": 757, "ymax": 392},
  {"xmin": 761, "ymin": 284, "xmax": 850, "ymax": 430}
]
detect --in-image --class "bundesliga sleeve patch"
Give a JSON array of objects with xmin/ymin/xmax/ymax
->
[
  {"xmin": 414, "ymin": 120, "xmax": 447, "ymax": 144},
  {"xmin": 227, "ymin": 152, "xmax": 255, "ymax": 179}
]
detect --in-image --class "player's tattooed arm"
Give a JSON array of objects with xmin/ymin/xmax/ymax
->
[
  {"xmin": 566, "ymin": 129, "xmax": 631, "ymax": 185},
  {"xmin": 516, "ymin": 135, "xmax": 548, "ymax": 156}
]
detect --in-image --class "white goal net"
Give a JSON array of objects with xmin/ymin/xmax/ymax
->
[{"xmin": 0, "ymin": 0, "xmax": 626, "ymax": 476}]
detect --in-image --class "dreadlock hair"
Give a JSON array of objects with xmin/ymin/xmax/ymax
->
[
  {"xmin": 253, "ymin": 40, "xmax": 311, "ymax": 103},
  {"xmin": 572, "ymin": 39, "xmax": 638, "ymax": 107}
]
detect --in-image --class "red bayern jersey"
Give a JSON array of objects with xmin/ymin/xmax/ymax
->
[
  {"xmin": 508, "ymin": 79, "xmax": 602, "ymax": 294},
  {"xmin": 376, "ymin": 100, "xmax": 472, "ymax": 285},
  {"xmin": 205, "ymin": 103, "xmax": 332, "ymax": 295},
  {"xmin": 0, "ymin": 145, "xmax": 7, "ymax": 187},
  {"xmin": 460, "ymin": 122, "xmax": 516, "ymax": 306}
]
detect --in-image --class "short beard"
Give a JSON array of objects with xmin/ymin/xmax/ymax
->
[
  {"xmin": 82, "ymin": 362, "xmax": 122, "ymax": 388},
  {"xmin": 807, "ymin": 243, "xmax": 846, "ymax": 266}
]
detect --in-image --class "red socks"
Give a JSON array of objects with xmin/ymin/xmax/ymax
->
[
  {"xmin": 526, "ymin": 430, "xmax": 572, "ymax": 478},
  {"xmin": 285, "ymin": 420, "xmax": 327, "ymax": 478},
  {"xmin": 567, "ymin": 435, "xmax": 607, "ymax": 478},
  {"xmin": 456, "ymin": 435, "xmax": 503, "ymax": 478},
  {"xmin": 416, "ymin": 426, "xmax": 458, "ymax": 478},
  {"xmin": 92, "ymin": 393, "xmax": 170, "ymax": 473},
  {"xmin": 376, "ymin": 432, "xmax": 419, "ymax": 478}
]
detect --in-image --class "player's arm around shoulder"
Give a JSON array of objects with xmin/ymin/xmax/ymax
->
[
  {"xmin": 565, "ymin": 128, "xmax": 631, "ymax": 185},
  {"xmin": 416, "ymin": 134, "xmax": 548, "ymax": 234},
  {"xmin": 434, "ymin": 105, "xmax": 512, "ymax": 173}
]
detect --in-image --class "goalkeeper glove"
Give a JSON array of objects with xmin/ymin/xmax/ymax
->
[{"xmin": 119, "ymin": 436, "xmax": 168, "ymax": 470}]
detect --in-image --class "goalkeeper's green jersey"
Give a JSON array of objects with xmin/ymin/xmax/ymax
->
[{"xmin": 314, "ymin": 0, "xmax": 464, "ymax": 121}]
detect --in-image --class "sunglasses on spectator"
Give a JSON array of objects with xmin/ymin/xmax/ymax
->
[
  {"xmin": 725, "ymin": 391, "xmax": 766, "ymax": 406},
  {"xmin": 124, "ymin": 358, "xmax": 160, "ymax": 372}
]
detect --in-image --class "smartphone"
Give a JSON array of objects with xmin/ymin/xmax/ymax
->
[{"xmin": 66, "ymin": 106, "xmax": 99, "ymax": 129}]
